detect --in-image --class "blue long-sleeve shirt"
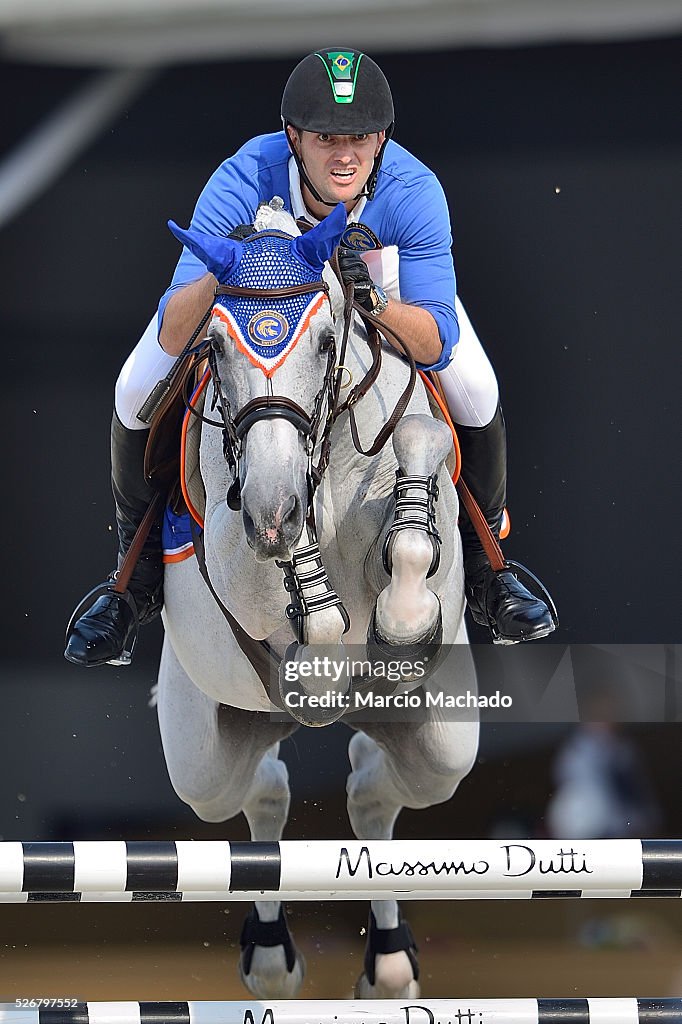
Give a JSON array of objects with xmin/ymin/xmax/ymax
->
[{"xmin": 159, "ymin": 132, "xmax": 459, "ymax": 371}]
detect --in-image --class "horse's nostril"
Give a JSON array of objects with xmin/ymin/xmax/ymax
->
[
  {"xmin": 242, "ymin": 508, "xmax": 256, "ymax": 545},
  {"xmin": 280, "ymin": 495, "xmax": 298, "ymax": 526}
]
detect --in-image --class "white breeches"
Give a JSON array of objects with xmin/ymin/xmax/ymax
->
[
  {"xmin": 438, "ymin": 297, "xmax": 499, "ymax": 427},
  {"xmin": 114, "ymin": 298, "xmax": 499, "ymax": 432},
  {"xmin": 114, "ymin": 314, "xmax": 176, "ymax": 430}
]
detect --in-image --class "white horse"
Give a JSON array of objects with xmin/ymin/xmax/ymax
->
[{"xmin": 157, "ymin": 200, "xmax": 479, "ymax": 998}]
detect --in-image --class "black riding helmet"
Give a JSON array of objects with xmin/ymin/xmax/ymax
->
[{"xmin": 281, "ymin": 48, "xmax": 395, "ymax": 205}]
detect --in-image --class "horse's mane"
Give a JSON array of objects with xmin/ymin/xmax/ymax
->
[{"xmin": 253, "ymin": 201, "xmax": 299, "ymax": 236}]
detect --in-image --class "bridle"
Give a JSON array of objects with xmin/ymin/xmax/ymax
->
[
  {"xmin": 183, "ymin": 227, "xmax": 417, "ymax": 520},
  {"xmin": 216, "ymin": 276, "xmax": 339, "ymax": 514},
  {"xmin": 184, "ymin": 268, "xmax": 337, "ymax": 517}
]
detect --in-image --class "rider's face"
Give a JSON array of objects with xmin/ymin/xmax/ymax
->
[{"xmin": 289, "ymin": 128, "xmax": 385, "ymax": 213}]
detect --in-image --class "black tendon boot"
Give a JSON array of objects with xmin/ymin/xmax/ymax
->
[
  {"xmin": 64, "ymin": 412, "xmax": 163, "ymax": 666},
  {"xmin": 458, "ymin": 405, "xmax": 556, "ymax": 643}
]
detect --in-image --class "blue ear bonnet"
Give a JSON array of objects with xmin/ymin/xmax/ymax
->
[
  {"xmin": 169, "ymin": 202, "xmax": 346, "ymax": 373},
  {"xmin": 220, "ymin": 230, "xmax": 323, "ymax": 290},
  {"xmin": 212, "ymin": 232, "xmax": 331, "ymax": 373}
]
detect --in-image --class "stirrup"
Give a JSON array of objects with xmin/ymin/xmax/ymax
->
[
  {"xmin": 64, "ymin": 580, "xmax": 141, "ymax": 665},
  {"xmin": 473, "ymin": 559, "xmax": 559, "ymax": 644},
  {"xmin": 65, "ymin": 581, "xmax": 140, "ymax": 641}
]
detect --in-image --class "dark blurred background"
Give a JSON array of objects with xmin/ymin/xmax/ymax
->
[{"xmin": 0, "ymin": 22, "xmax": 681, "ymax": 1000}]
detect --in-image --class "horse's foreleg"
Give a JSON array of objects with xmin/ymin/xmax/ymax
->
[
  {"xmin": 370, "ymin": 414, "xmax": 455, "ymax": 656},
  {"xmin": 240, "ymin": 744, "xmax": 306, "ymax": 998}
]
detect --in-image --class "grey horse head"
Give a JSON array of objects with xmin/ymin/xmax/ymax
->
[{"xmin": 170, "ymin": 202, "xmax": 346, "ymax": 561}]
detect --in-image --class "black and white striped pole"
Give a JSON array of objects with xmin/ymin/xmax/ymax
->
[
  {"xmin": 1, "ymin": 998, "xmax": 680, "ymax": 1024},
  {"xmin": 0, "ymin": 840, "xmax": 680, "ymax": 897}
]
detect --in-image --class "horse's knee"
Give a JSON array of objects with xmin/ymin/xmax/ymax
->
[
  {"xmin": 247, "ymin": 756, "xmax": 290, "ymax": 818},
  {"xmin": 183, "ymin": 788, "xmax": 247, "ymax": 824},
  {"xmin": 402, "ymin": 724, "xmax": 478, "ymax": 807},
  {"xmin": 167, "ymin": 744, "xmax": 261, "ymax": 823},
  {"xmin": 393, "ymin": 415, "xmax": 452, "ymax": 477}
]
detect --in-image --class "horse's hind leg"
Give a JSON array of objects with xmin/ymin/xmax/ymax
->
[
  {"xmin": 346, "ymin": 703, "xmax": 478, "ymax": 997},
  {"xmin": 156, "ymin": 638, "xmax": 304, "ymax": 997}
]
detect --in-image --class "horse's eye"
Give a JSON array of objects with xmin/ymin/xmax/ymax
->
[
  {"xmin": 210, "ymin": 333, "xmax": 223, "ymax": 354},
  {"xmin": 319, "ymin": 330, "xmax": 335, "ymax": 354}
]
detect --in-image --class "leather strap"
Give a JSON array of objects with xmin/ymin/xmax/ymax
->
[
  {"xmin": 424, "ymin": 371, "xmax": 506, "ymax": 572},
  {"xmin": 216, "ymin": 281, "xmax": 328, "ymax": 299},
  {"xmin": 240, "ymin": 906, "xmax": 297, "ymax": 974},
  {"xmin": 112, "ymin": 492, "xmax": 163, "ymax": 594},
  {"xmin": 189, "ymin": 517, "xmax": 285, "ymax": 710},
  {"xmin": 363, "ymin": 909, "xmax": 419, "ymax": 986},
  {"xmin": 455, "ymin": 477, "xmax": 506, "ymax": 572}
]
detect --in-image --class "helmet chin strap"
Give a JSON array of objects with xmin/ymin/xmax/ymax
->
[{"xmin": 285, "ymin": 127, "xmax": 390, "ymax": 211}]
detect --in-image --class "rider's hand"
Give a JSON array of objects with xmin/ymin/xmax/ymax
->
[
  {"xmin": 228, "ymin": 223, "xmax": 255, "ymax": 241},
  {"xmin": 337, "ymin": 247, "xmax": 373, "ymax": 310}
]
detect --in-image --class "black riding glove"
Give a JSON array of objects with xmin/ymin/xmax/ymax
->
[
  {"xmin": 337, "ymin": 247, "xmax": 374, "ymax": 310},
  {"xmin": 228, "ymin": 223, "xmax": 256, "ymax": 241}
]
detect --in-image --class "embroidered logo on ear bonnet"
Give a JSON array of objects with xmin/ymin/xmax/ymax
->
[
  {"xmin": 211, "ymin": 232, "xmax": 328, "ymax": 377},
  {"xmin": 248, "ymin": 310, "xmax": 289, "ymax": 346}
]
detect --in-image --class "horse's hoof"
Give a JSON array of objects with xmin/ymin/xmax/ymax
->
[
  {"xmin": 354, "ymin": 961, "xmax": 420, "ymax": 1000},
  {"xmin": 278, "ymin": 642, "xmax": 350, "ymax": 727},
  {"xmin": 239, "ymin": 906, "xmax": 306, "ymax": 998},
  {"xmin": 366, "ymin": 599, "xmax": 444, "ymax": 688},
  {"xmin": 239, "ymin": 948, "xmax": 306, "ymax": 998},
  {"xmin": 356, "ymin": 908, "xmax": 420, "ymax": 998}
]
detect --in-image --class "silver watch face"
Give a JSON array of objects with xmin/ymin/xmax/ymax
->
[{"xmin": 371, "ymin": 285, "xmax": 389, "ymax": 314}]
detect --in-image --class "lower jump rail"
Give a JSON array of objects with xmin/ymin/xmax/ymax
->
[
  {"xmin": 1, "ymin": 998, "xmax": 680, "ymax": 1023},
  {"xmin": 2, "ymin": 886, "xmax": 681, "ymax": 902}
]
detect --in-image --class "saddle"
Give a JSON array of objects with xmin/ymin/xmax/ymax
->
[{"xmin": 143, "ymin": 347, "xmax": 208, "ymax": 514}]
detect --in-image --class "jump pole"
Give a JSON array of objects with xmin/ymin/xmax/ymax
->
[
  {"xmin": 1, "ymin": 839, "xmax": 680, "ymax": 896},
  {"xmin": 2, "ymin": 886, "xmax": 681, "ymax": 903},
  {"xmin": 1, "ymin": 999, "xmax": 680, "ymax": 1023}
]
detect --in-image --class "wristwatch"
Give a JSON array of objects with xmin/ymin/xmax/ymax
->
[{"xmin": 368, "ymin": 284, "xmax": 389, "ymax": 316}]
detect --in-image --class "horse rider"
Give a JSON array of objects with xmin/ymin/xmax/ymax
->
[{"xmin": 64, "ymin": 47, "xmax": 556, "ymax": 668}]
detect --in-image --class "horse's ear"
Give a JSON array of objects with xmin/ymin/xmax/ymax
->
[
  {"xmin": 291, "ymin": 202, "xmax": 347, "ymax": 273},
  {"xmin": 168, "ymin": 220, "xmax": 242, "ymax": 283}
]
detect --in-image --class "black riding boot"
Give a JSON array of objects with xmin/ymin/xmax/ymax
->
[
  {"xmin": 64, "ymin": 412, "xmax": 163, "ymax": 667},
  {"xmin": 458, "ymin": 404, "xmax": 555, "ymax": 643}
]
